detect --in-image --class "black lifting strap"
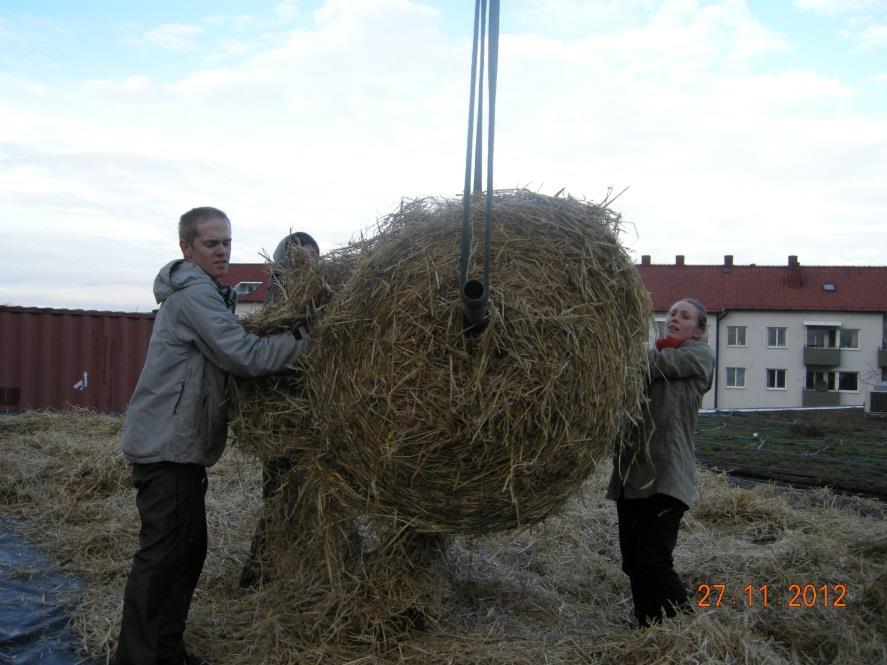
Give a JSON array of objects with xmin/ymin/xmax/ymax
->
[{"xmin": 459, "ymin": 0, "xmax": 500, "ymax": 335}]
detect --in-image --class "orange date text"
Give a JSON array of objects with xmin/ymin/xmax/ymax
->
[{"xmin": 695, "ymin": 583, "xmax": 847, "ymax": 608}]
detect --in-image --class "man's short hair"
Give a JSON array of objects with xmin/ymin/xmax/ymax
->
[{"xmin": 179, "ymin": 207, "xmax": 230, "ymax": 244}]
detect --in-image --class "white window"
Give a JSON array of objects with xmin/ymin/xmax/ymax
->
[
  {"xmin": 838, "ymin": 372, "xmax": 858, "ymax": 392},
  {"xmin": 767, "ymin": 327, "xmax": 787, "ymax": 348},
  {"xmin": 807, "ymin": 328, "xmax": 837, "ymax": 348},
  {"xmin": 766, "ymin": 369, "xmax": 787, "ymax": 389},
  {"xmin": 727, "ymin": 326, "xmax": 747, "ymax": 347},
  {"xmin": 839, "ymin": 329, "xmax": 859, "ymax": 349},
  {"xmin": 234, "ymin": 281, "xmax": 262, "ymax": 295},
  {"xmin": 726, "ymin": 367, "xmax": 746, "ymax": 388},
  {"xmin": 806, "ymin": 370, "xmax": 835, "ymax": 391}
]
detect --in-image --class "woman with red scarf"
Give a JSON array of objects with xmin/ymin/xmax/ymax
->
[{"xmin": 607, "ymin": 298, "xmax": 715, "ymax": 627}]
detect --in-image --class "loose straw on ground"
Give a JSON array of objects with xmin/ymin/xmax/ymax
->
[{"xmin": 1, "ymin": 410, "xmax": 885, "ymax": 663}]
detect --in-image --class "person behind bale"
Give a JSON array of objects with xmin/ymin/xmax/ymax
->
[
  {"xmin": 606, "ymin": 297, "xmax": 715, "ymax": 628},
  {"xmin": 239, "ymin": 230, "xmax": 319, "ymax": 590},
  {"xmin": 115, "ymin": 208, "xmax": 311, "ymax": 665}
]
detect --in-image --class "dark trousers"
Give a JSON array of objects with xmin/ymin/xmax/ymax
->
[
  {"xmin": 239, "ymin": 456, "xmax": 294, "ymax": 588},
  {"xmin": 116, "ymin": 462, "xmax": 208, "ymax": 665},
  {"xmin": 616, "ymin": 493, "xmax": 688, "ymax": 626}
]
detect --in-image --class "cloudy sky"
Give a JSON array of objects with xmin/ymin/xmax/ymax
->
[{"xmin": 1, "ymin": 0, "xmax": 885, "ymax": 311}]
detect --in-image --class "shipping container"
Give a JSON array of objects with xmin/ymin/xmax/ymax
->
[{"xmin": 0, "ymin": 306, "xmax": 155, "ymax": 414}]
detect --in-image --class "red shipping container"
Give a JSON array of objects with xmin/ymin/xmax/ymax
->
[{"xmin": 0, "ymin": 306, "xmax": 155, "ymax": 414}]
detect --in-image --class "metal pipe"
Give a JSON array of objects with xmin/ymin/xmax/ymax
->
[
  {"xmin": 461, "ymin": 279, "xmax": 487, "ymax": 335},
  {"xmin": 714, "ymin": 309, "xmax": 727, "ymax": 409}
]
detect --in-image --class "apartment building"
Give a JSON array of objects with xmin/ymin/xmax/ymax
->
[
  {"xmin": 638, "ymin": 255, "xmax": 887, "ymax": 409},
  {"xmin": 225, "ymin": 263, "xmax": 271, "ymax": 318},
  {"xmin": 226, "ymin": 255, "xmax": 887, "ymax": 410}
]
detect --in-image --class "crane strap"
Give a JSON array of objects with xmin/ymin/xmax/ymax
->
[{"xmin": 459, "ymin": 0, "xmax": 500, "ymax": 334}]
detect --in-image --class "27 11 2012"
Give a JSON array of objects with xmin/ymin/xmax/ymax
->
[{"xmin": 696, "ymin": 582, "xmax": 847, "ymax": 608}]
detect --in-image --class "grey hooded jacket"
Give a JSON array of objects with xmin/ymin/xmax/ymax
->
[
  {"xmin": 121, "ymin": 260, "xmax": 306, "ymax": 467},
  {"xmin": 606, "ymin": 339, "xmax": 715, "ymax": 508}
]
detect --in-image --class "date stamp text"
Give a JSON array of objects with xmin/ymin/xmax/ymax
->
[{"xmin": 696, "ymin": 583, "xmax": 847, "ymax": 608}]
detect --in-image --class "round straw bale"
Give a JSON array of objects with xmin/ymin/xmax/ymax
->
[
  {"xmin": 310, "ymin": 189, "xmax": 651, "ymax": 534},
  {"xmin": 229, "ymin": 241, "xmax": 372, "ymax": 461}
]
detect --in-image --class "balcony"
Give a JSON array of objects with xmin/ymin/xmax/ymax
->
[
  {"xmin": 878, "ymin": 347, "xmax": 887, "ymax": 368},
  {"xmin": 803, "ymin": 346, "xmax": 840, "ymax": 366},
  {"xmin": 802, "ymin": 390, "xmax": 841, "ymax": 407}
]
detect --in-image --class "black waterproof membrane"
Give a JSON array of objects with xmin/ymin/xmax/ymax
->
[{"xmin": 0, "ymin": 517, "xmax": 100, "ymax": 665}]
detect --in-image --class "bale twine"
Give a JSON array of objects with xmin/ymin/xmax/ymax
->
[{"xmin": 310, "ymin": 189, "xmax": 652, "ymax": 534}]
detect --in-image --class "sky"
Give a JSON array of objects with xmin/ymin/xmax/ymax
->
[{"xmin": 1, "ymin": 0, "xmax": 885, "ymax": 311}]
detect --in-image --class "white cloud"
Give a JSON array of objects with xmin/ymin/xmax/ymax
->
[
  {"xmin": 213, "ymin": 38, "xmax": 262, "ymax": 58},
  {"xmin": 2, "ymin": 0, "xmax": 886, "ymax": 310},
  {"xmin": 0, "ymin": 73, "xmax": 49, "ymax": 97},
  {"xmin": 144, "ymin": 23, "xmax": 205, "ymax": 50},
  {"xmin": 205, "ymin": 14, "xmax": 259, "ymax": 29},
  {"xmin": 275, "ymin": 1, "xmax": 301, "ymax": 21},
  {"xmin": 486, "ymin": 4, "xmax": 885, "ymax": 268},
  {"xmin": 858, "ymin": 22, "xmax": 887, "ymax": 48},
  {"xmin": 511, "ymin": 0, "xmax": 657, "ymax": 34},
  {"xmin": 87, "ymin": 74, "xmax": 160, "ymax": 100},
  {"xmin": 513, "ymin": 0, "xmax": 787, "ymax": 63},
  {"xmin": 794, "ymin": 0, "xmax": 885, "ymax": 15},
  {"xmin": 795, "ymin": 0, "xmax": 887, "ymax": 48},
  {"xmin": 710, "ymin": 69, "xmax": 851, "ymax": 113}
]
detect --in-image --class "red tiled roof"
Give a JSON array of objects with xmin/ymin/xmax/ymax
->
[
  {"xmin": 638, "ymin": 263, "xmax": 887, "ymax": 313},
  {"xmin": 223, "ymin": 263, "xmax": 272, "ymax": 303},
  {"xmin": 223, "ymin": 261, "xmax": 887, "ymax": 313}
]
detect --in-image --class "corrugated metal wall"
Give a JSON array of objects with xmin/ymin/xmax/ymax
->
[{"xmin": 0, "ymin": 306, "xmax": 155, "ymax": 413}]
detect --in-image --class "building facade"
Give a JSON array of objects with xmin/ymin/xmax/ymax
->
[
  {"xmin": 5, "ymin": 257, "xmax": 884, "ymax": 413},
  {"xmin": 223, "ymin": 255, "xmax": 887, "ymax": 410},
  {"xmin": 686, "ymin": 310, "xmax": 883, "ymax": 410},
  {"xmin": 640, "ymin": 255, "xmax": 887, "ymax": 410},
  {"xmin": 225, "ymin": 263, "xmax": 272, "ymax": 318}
]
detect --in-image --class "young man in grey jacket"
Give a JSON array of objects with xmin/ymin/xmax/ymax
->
[{"xmin": 115, "ymin": 207, "xmax": 310, "ymax": 665}]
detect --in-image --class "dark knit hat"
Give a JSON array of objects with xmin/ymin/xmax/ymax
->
[{"xmin": 273, "ymin": 232, "xmax": 319, "ymax": 266}]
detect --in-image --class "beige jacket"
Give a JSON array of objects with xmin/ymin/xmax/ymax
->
[{"xmin": 606, "ymin": 340, "xmax": 715, "ymax": 507}]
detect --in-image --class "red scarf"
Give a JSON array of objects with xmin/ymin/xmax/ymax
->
[{"xmin": 655, "ymin": 337, "xmax": 685, "ymax": 351}]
